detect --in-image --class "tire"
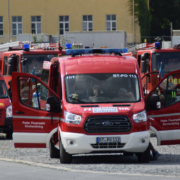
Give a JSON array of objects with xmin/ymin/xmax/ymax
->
[
  {"xmin": 6, "ymin": 132, "xmax": 12, "ymax": 140},
  {"xmin": 59, "ymin": 140, "xmax": 72, "ymax": 164},
  {"xmin": 49, "ymin": 141, "xmax": 59, "ymax": 158},
  {"xmin": 136, "ymin": 143, "xmax": 150, "ymax": 163}
]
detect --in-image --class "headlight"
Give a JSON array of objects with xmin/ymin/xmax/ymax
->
[
  {"xmin": 132, "ymin": 110, "xmax": 147, "ymax": 123},
  {"xmin": 64, "ymin": 111, "xmax": 82, "ymax": 124},
  {"xmin": 6, "ymin": 105, "xmax": 12, "ymax": 118}
]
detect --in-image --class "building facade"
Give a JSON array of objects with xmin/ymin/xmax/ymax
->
[{"xmin": 0, "ymin": 0, "xmax": 141, "ymax": 44}]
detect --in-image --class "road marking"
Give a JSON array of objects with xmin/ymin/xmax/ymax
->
[{"xmin": 0, "ymin": 158, "xmax": 179, "ymax": 178}]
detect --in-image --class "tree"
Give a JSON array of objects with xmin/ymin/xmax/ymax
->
[
  {"xmin": 128, "ymin": 0, "xmax": 150, "ymax": 41},
  {"xmin": 150, "ymin": 0, "xmax": 180, "ymax": 38}
]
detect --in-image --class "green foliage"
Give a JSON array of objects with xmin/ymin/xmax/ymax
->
[
  {"xmin": 128, "ymin": 0, "xmax": 150, "ymax": 38},
  {"xmin": 149, "ymin": 0, "xmax": 180, "ymax": 36},
  {"xmin": 32, "ymin": 34, "xmax": 37, "ymax": 43},
  {"xmin": 32, "ymin": 34, "xmax": 44, "ymax": 43}
]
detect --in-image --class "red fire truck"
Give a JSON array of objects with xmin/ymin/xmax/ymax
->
[
  {"xmin": 11, "ymin": 48, "xmax": 164, "ymax": 164},
  {"xmin": 0, "ymin": 41, "xmax": 65, "ymax": 88},
  {"xmin": 0, "ymin": 72, "xmax": 12, "ymax": 139},
  {"xmin": 130, "ymin": 42, "xmax": 180, "ymax": 94},
  {"xmin": 130, "ymin": 42, "xmax": 180, "ymax": 146}
]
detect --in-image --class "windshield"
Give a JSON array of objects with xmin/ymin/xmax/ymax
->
[
  {"xmin": 65, "ymin": 74, "xmax": 140, "ymax": 104},
  {"xmin": 152, "ymin": 52, "xmax": 180, "ymax": 73},
  {"xmin": 21, "ymin": 54, "xmax": 57, "ymax": 76},
  {"xmin": 0, "ymin": 80, "xmax": 9, "ymax": 98}
]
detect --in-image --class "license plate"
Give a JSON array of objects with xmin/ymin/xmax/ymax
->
[{"xmin": 96, "ymin": 137, "xmax": 121, "ymax": 143}]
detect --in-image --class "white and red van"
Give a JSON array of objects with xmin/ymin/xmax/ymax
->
[{"xmin": 11, "ymin": 49, "xmax": 161, "ymax": 163}]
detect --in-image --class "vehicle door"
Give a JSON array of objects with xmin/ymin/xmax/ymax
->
[
  {"xmin": 12, "ymin": 72, "xmax": 60, "ymax": 148},
  {"xmin": 142, "ymin": 71, "xmax": 160, "ymax": 95},
  {"xmin": 146, "ymin": 70, "xmax": 180, "ymax": 145}
]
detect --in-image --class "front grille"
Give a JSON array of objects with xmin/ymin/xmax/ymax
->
[
  {"xmin": 84, "ymin": 116, "xmax": 132, "ymax": 133},
  {"xmin": 91, "ymin": 142, "xmax": 126, "ymax": 149}
]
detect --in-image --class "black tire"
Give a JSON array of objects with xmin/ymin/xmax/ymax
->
[
  {"xmin": 136, "ymin": 143, "xmax": 150, "ymax": 163},
  {"xmin": 49, "ymin": 141, "xmax": 59, "ymax": 158},
  {"xmin": 59, "ymin": 140, "xmax": 72, "ymax": 164},
  {"xmin": 6, "ymin": 132, "xmax": 13, "ymax": 140}
]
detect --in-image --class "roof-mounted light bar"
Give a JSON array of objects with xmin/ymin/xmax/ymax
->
[{"xmin": 66, "ymin": 48, "xmax": 128, "ymax": 55}]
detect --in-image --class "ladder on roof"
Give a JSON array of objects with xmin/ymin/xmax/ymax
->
[
  {"xmin": 127, "ymin": 43, "xmax": 155, "ymax": 52},
  {"xmin": 0, "ymin": 41, "xmax": 29, "ymax": 51}
]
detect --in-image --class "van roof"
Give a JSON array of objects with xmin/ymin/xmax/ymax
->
[{"xmin": 57, "ymin": 55, "xmax": 137, "ymax": 74}]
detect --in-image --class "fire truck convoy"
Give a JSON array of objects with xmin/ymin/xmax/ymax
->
[
  {"xmin": 11, "ymin": 48, "xmax": 165, "ymax": 164},
  {"xmin": 0, "ymin": 41, "xmax": 65, "ymax": 139}
]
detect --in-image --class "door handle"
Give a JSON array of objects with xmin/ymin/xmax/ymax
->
[{"xmin": 15, "ymin": 111, "xmax": 25, "ymax": 114}]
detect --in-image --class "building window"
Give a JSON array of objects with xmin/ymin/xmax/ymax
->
[
  {"xmin": 82, "ymin": 15, "xmax": 93, "ymax": 31},
  {"xmin": 31, "ymin": 16, "xmax": 41, "ymax": 34},
  {"xmin": 0, "ymin": 17, "xmax": 3, "ymax": 36},
  {"xmin": 12, "ymin": 16, "xmax": 22, "ymax": 36},
  {"xmin": 59, "ymin": 16, "xmax": 69, "ymax": 35},
  {"xmin": 106, "ymin": 15, "xmax": 116, "ymax": 31}
]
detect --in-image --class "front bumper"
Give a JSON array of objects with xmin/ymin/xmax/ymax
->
[{"xmin": 61, "ymin": 130, "xmax": 150, "ymax": 154}]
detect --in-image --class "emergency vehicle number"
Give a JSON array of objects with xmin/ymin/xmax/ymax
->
[{"xmin": 97, "ymin": 137, "xmax": 121, "ymax": 143}]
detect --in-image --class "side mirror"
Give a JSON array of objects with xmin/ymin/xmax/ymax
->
[
  {"xmin": 141, "ymin": 52, "xmax": 149, "ymax": 60},
  {"xmin": 8, "ymin": 55, "xmax": 16, "ymax": 75},
  {"xmin": 141, "ymin": 60, "xmax": 147, "ymax": 73},
  {"xmin": 46, "ymin": 96, "xmax": 60, "ymax": 113},
  {"xmin": 148, "ymin": 94, "xmax": 161, "ymax": 110},
  {"xmin": 21, "ymin": 58, "xmax": 27, "ymax": 66}
]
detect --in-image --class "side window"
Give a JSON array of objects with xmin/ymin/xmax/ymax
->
[
  {"xmin": 19, "ymin": 78, "xmax": 30, "ymax": 104},
  {"xmin": 138, "ymin": 55, "xmax": 141, "ymax": 67},
  {"xmin": 41, "ymin": 69, "xmax": 49, "ymax": 85},
  {"xmin": 15, "ymin": 56, "xmax": 19, "ymax": 72},
  {"xmin": 3, "ymin": 56, "xmax": 7, "ymax": 75},
  {"xmin": 149, "ymin": 73, "xmax": 180, "ymax": 108},
  {"xmin": 18, "ymin": 76, "xmax": 59, "ymax": 110}
]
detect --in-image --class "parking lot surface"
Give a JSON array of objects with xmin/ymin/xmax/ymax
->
[{"xmin": 0, "ymin": 134, "xmax": 180, "ymax": 177}]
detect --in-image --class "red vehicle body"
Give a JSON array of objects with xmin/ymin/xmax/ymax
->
[
  {"xmin": 0, "ymin": 42, "xmax": 65, "ymax": 88},
  {"xmin": 11, "ymin": 49, "xmax": 160, "ymax": 163},
  {"xmin": 133, "ymin": 43, "xmax": 180, "ymax": 93},
  {"xmin": 0, "ymin": 71, "xmax": 12, "ymax": 139},
  {"xmin": 132, "ymin": 43, "xmax": 180, "ymax": 146}
]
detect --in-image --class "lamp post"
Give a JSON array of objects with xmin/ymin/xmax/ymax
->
[
  {"xmin": 8, "ymin": 0, "xmax": 10, "ymax": 42},
  {"xmin": 133, "ymin": 0, "xmax": 135, "ymax": 45}
]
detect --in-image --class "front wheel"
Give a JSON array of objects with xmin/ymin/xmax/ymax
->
[
  {"xmin": 136, "ymin": 143, "xmax": 150, "ymax": 163},
  {"xmin": 6, "ymin": 132, "xmax": 13, "ymax": 140},
  {"xmin": 59, "ymin": 140, "xmax": 72, "ymax": 164},
  {"xmin": 49, "ymin": 140, "xmax": 59, "ymax": 158}
]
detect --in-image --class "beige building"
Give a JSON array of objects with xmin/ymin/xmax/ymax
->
[{"xmin": 0, "ymin": 0, "xmax": 141, "ymax": 44}]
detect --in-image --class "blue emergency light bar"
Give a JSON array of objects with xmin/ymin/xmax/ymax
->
[
  {"xmin": 23, "ymin": 44, "xmax": 30, "ymax": 51},
  {"xmin": 155, "ymin": 42, "xmax": 161, "ymax": 49},
  {"xmin": 66, "ymin": 48, "xmax": 128, "ymax": 55}
]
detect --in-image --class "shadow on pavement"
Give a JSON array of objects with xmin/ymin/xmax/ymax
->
[{"xmin": 71, "ymin": 154, "xmax": 139, "ymax": 164}]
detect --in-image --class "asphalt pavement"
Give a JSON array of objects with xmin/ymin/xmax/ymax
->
[{"xmin": 0, "ymin": 161, "xmax": 179, "ymax": 180}]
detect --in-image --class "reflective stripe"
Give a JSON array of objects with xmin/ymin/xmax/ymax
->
[
  {"xmin": 60, "ymin": 118, "xmax": 65, "ymax": 122},
  {"xmin": 148, "ymin": 113, "xmax": 180, "ymax": 118},
  {"xmin": 13, "ymin": 115, "xmax": 60, "ymax": 120}
]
